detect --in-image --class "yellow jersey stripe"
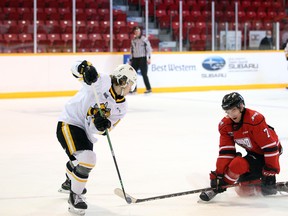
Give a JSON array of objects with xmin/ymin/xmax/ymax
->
[{"xmin": 61, "ymin": 123, "xmax": 76, "ymax": 155}]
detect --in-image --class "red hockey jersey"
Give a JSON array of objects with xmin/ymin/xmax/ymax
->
[{"xmin": 216, "ymin": 108, "xmax": 281, "ymax": 175}]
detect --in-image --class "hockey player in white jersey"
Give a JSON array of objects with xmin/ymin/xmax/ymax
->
[{"xmin": 56, "ymin": 60, "xmax": 137, "ymax": 215}]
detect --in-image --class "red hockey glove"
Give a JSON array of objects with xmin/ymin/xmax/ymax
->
[{"xmin": 210, "ymin": 171, "xmax": 227, "ymax": 193}]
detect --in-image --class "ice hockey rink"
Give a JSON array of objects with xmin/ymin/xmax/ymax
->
[{"xmin": 1, "ymin": 89, "xmax": 288, "ymax": 216}]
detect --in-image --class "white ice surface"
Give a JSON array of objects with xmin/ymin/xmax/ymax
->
[{"xmin": 0, "ymin": 89, "xmax": 288, "ymax": 216}]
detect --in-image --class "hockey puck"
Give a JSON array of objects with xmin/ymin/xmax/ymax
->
[{"xmin": 126, "ymin": 197, "xmax": 132, "ymax": 204}]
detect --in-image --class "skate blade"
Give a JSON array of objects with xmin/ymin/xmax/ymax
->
[
  {"xmin": 58, "ymin": 188, "xmax": 70, "ymax": 194},
  {"xmin": 197, "ymin": 199, "xmax": 214, "ymax": 204},
  {"xmin": 68, "ymin": 205, "xmax": 86, "ymax": 215},
  {"xmin": 59, "ymin": 188, "xmax": 87, "ymax": 195}
]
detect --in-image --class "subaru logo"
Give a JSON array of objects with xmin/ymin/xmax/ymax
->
[{"xmin": 202, "ymin": 56, "xmax": 225, "ymax": 71}]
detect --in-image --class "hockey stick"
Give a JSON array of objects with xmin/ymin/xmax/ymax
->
[
  {"xmin": 114, "ymin": 181, "xmax": 288, "ymax": 204},
  {"xmin": 92, "ymin": 84, "xmax": 131, "ymax": 204}
]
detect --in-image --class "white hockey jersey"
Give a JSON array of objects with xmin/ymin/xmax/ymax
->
[{"xmin": 58, "ymin": 61, "xmax": 127, "ymax": 143}]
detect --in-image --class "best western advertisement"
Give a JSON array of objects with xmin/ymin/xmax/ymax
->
[{"xmin": 136, "ymin": 52, "xmax": 288, "ymax": 88}]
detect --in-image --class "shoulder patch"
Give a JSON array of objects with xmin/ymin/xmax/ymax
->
[
  {"xmin": 245, "ymin": 109, "xmax": 264, "ymax": 125},
  {"xmin": 218, "ymin": 116, "xmax": 233, "ymax": 131},
  {"xmin": 251, "ymin": 112, "xmax": 259, "ymax": 121},
  {"xmin": 103, "ymin": 92, "xmax": 109, "ymax": 99},
  {"xmin": 219, "ymin": 120, "xmax": 224, "ymax": 126}
]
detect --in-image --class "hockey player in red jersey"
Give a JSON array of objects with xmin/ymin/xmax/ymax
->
[{"xmin": 200, "ymin": 92, "xmax": 282, "ymax": 201}]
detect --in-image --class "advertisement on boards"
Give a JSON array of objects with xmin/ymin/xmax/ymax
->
[{"xmin": 136, "ymin": 52, "xmax": 288, "ymax": 88}]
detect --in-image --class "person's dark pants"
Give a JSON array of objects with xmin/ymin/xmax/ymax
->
[{"xmin": 131, "ymin": 57, "xmax": 151, "ymax": 91}]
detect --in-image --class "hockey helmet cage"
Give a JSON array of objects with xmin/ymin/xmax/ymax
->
[
  {"xmin": 221, "ymin": 92, "xmax": 245, "ymax": 110},
  {"xmin": 112, "ymin": 64, "xmax": 137, "ymax": 91}
]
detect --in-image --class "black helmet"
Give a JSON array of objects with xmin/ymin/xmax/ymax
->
[{"xmin": 221, "ymin": 92, "xmax": 245, "ymax": 110}]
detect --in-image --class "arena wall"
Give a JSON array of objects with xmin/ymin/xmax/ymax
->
[{"xmin": 0, "ymin": 51, "xmax": 287, "ymax": 98}]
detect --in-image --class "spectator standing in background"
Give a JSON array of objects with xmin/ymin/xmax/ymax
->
[
  {"xmin": 259, "ymin": 30, "xmax": 273, "ymax": 50},
  {"xmin": 281, "ymin": 38, "xmax": 288, "ymax": 50},
  {"xmin": 283, "ymin": 39, "xmax": 288, "ymax": 60},
  {"xmin": 281, "ymin": 24, "xmax": 288, "ymax": 47},
  {"xmin": 129, "ymin": 26, "xmax": 153, "ymax": 94},
  {"xmin": 283, "ymin": 39, "xmax": 288, "ymax": 89}
]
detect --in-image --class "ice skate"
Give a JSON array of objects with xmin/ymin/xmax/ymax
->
[
  {"xmin": 68, "ymin": 191, "xmax": 87, "ymax": 215},
  {"xmin": 277, "ymin": 182, "xmax": 288, "ymax": 193},
  {"xmin": 199, "ymin": 190, "xmax": 218, "ymax": 201},
  {"xmin": 58, "ymin": 174, "xmax": 87, "ymax": 194}
]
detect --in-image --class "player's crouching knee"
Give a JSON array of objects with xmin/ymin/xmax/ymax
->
[
  {"xmin": 76, "ymin": 150, "xmax": 96, "ymax": 172},
  {"xmin": 229, "ymin": 156, "xmax": 249, "ymax": 175},
  {"xmin": 235, "ymin": 185, "xmax": 262, "ymax": 197}
]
